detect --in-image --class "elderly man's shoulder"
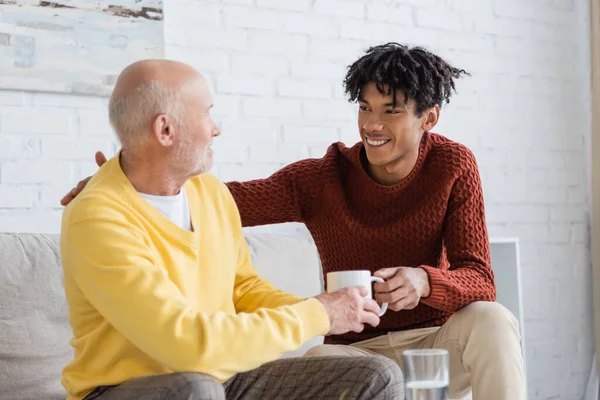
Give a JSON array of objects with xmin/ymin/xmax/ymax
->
[
  {"xmin": 186, "ymin": 172, "xmax": 236, "ymax": 204},
  {"xmin": 62, "ymin": 166, "xmax": 136, "ymax": 227},
  {"xmin": 63, "ymin": 171, "xmax": 233, "ymax": 229},
  {"xmin": 190, "ymin": 172, "xmax": 224, "ymax": 188}
]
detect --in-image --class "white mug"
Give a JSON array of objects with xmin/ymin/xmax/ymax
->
[{"xmin": 326, "ymin": 270, "xmax": 388, "ymax": 316}]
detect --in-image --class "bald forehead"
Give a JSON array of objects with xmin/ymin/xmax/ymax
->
[{"xmin": 111, "ymin": 59, "xmax": 205, "ymax": 100}]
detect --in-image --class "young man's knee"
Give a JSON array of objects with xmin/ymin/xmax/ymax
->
[
  {"xmin": 460, "ymin": 301, "xmax": 520, "ymax": 334},
  {"xmin": 304, "ymin": 344, "xmax": 334, "ymax": 357},
  {"xmin": 303, "ymin": 344, "xmax": 364, "ymax": 357}
]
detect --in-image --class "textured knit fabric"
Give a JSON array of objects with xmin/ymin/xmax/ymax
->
[
  {"xmin": 227, "ymin": 132, "xmax": 496, "ymax": 345},
  {"xmin": 84, "ymin": 356, "xmax": 403, "ymax": 400},
  {"xmin": 60, "ymin": 156, "xmax": 330, "ymax": 400}
]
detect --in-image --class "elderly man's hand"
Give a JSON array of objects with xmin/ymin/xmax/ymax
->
[
  {"xmin": 373, "ymin": 267, "xmax": 430, "ymax": 312},
  {"xmin": 60, "ymin": 151, "xmax": 107, "ymax": 206},
  {"xmin": 315, "ymin": 286, "xmax": 381, "ymax": 335}
]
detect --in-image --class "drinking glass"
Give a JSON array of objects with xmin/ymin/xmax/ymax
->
[{"xmin": 402, "ymin": 349, "xmax": 449, "ymax": 400}]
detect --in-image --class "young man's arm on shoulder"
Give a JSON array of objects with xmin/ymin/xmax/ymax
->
[
  {"xmin": 226, "ymin": 158, "xmax": 323, "ymax": 227},
  {"xmin": 61, "ymin": 218, "xmax": 330, "ymax": 381},
  {"xmin": 419, "ymin": 151, "xmax": 496, "ymax": 313}
]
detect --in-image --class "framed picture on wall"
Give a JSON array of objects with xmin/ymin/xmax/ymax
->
[{"xmin": 0, "ymin": 0, "xmax": 164, "ymax": 96}]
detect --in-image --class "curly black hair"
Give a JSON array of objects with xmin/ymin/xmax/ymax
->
[{"xmin": 344, "ymin": 42, "xmax": 469, "ymax": 116}]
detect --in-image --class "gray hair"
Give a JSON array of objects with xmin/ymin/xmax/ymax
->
[{"xmin": 109, "ymin": 80, "xmax": 185, "ymax": 152}]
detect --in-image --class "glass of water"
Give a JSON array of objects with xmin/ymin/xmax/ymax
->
[{"xmin": 402, "ymin": 349, "xmax": 449, "ymax": 400}]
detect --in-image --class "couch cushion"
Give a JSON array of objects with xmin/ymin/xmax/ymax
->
[
  {"xmin": 245, "ymin": 231, "xmax": 323, "ymax": 298},
  {"xmin": 245, "ymin": 231, "xmax": 325, "ymax": 356},
  {"xmin": 0, "ymin": 233, "xmax": 70, "ymax": 400}
]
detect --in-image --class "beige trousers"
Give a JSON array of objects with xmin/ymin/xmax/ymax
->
[{"xmin": 304, "ymin": 302, "xmax": 526, "ymax": 400}]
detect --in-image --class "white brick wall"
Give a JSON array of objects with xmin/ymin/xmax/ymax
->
[
  {"xmin": 0, "ymin": 91, "xmax": 119, "ymax": 232},
  {"xmin": 0, "ymin": 0, "xmax": 593, "ymax": 398},
  {"xmin": 168, "ymin": 1, "xmax": 594, "ymax": 398}
]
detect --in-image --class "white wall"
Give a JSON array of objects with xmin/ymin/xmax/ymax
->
[
  {"xmin": 0, "ymin": 90, "xmax": 118, "ymax": 232},
  {"xmin": 0, "ymin": 0, "xmax": 593, "ymax": 399},
  {"xmin": 163, "ymin": 1, "xmax": 593, "ymax": 398}
]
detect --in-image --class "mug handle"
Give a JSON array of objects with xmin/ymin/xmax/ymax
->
[{"xmin": 370, "ymin": 276, "xmax": 388, "ymax": 316}]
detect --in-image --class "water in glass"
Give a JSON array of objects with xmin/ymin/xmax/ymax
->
[
  {"xmin": 405, "ymin": 380, "xmax": 449, "ymax": 400},
  {"xmin": 403, "ymin": 349, "xmax": 449, "ymax": 400}
]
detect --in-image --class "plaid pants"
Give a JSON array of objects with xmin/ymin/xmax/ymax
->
[{"xmin": 84, "ymin": 355, "xmax": 403, "ymax": 399}]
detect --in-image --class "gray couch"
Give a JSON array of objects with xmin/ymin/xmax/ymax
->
[
  {"xmin": 0, "ymin": 231, "xmax": 327, "ymax": 400},
  {"xmin": 1, "ymin": 231, "xmax": 521, "ymax": 399},
  {"xmin": 1, "ymin": 234, "xmax": 68, "ymax": 400}
]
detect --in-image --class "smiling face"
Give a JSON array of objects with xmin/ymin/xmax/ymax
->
[{"xmin": 357, "ymin": 82, "xmax": 439, "ymax": 184}]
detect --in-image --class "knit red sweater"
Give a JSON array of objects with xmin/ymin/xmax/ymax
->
[{"xmin": 226, "ymin": 132, "xmax": 495, "ymax": 345}]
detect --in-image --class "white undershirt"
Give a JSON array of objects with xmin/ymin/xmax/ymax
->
[{"xmin": 139, "ymin": 189, "xmax": 193, "ymax": 231}]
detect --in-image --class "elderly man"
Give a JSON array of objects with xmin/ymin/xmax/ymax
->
[{"xmin": 60, "ymin": 60, "xmax": 402, "ymax": 400}]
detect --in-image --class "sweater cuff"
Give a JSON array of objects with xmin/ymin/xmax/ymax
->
[
  {"xmin": 419, "ymin": 265, "xmax": 447, "ymax": 308},
  {"xmin": 291, "ymin": 298, "xmax": 330, "ymax": 341}
]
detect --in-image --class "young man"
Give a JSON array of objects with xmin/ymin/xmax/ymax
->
[
  {"xmin": 60, "ymin": 59, "xmax": 402, "ymax": 400},
  {"xmin": 63, "ymin": 43, "xmax": 526, "ymax": 399}
]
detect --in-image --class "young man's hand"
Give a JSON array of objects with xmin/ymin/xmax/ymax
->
[
  {"xmin": 315, "ymin": 286, "xmax": 381, "ymax": 335},
  {"xmin": 60, "ymin": 151, "xmax": 107, "ymax": 206},
  {"xmin": 373, "ymin": 267, "xmax": 431, "ymax": 312}
]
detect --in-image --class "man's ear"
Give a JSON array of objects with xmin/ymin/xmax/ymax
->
[
  {"xmin": 153, "ymin": 114, "xmax": 175, "ymax": 147},
  {"xmin": 421, "ymin": 105, "xmax": 440, "ymax": 132}
]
